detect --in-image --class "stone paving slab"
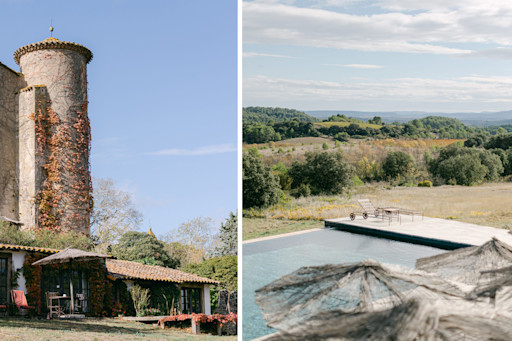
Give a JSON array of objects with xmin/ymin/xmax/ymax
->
[{"xmin": 324, "ymin": 216, "xmax": 512, "ymax": 248}]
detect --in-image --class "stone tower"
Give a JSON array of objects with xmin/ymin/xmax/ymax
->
[{"xmin": 0, "ymin": 37, "xmax": 93, "ymax": 235}]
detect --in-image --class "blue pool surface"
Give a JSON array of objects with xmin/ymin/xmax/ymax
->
[{"xmin": 242, "ymin": 228, "xmax": 446, "ymax": 340}]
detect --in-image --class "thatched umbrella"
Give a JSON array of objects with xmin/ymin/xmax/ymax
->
[
  {"xmin": 416, "ymin": 238, "xmax": 512, "ymax": 285},
  {"xmin": 468, "ymin": 265, "xmax": 512, "ymax": 312},
  {"xmin": 255, "ymin": 260, "xmax": 468, "ymax": 331},
  {"xmin": 33, "ymin": 247, "xmax": 110, "ymax": 313},
  {"xmin": 254, "ymin": 298, "xmax": 512, "ymax": 341}
]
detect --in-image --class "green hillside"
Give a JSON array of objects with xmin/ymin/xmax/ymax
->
[{"xmin": 243, "ymin": 106, "xmax": 320, "ymax": 124}]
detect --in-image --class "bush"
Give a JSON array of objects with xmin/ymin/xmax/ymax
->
[
  {"xmin": 322, "ymin": 142, "xmax": 329, "ymax": 150},
  {"xmin": 418, "ymin": 180, "xmax": 433, "ymax": 187},
  {"xmin": 289, "ymin": 151, "xmax": 354, "ymax": 195},
  {"xmin": 290, "ymin": 184, "xmax": 311, "ymax": 198},
  {"xmin": 131, "ymin": 285, "xmax": 151, "ymax": 316},
  {"xmin": 243, "ymin": 149, "xmax": 281, "ymax": 208},
  {"xmin": 429, "ymin": 144, "xmax": 504, "ymax": 185},
  {"xmin": 0, "ymin": 221, "xmax": 94, "ymax": 250},
  {"xmin": 382, "ymin": 151, "xmax": 416, "ymax": 180}
]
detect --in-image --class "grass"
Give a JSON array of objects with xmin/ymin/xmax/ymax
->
[
  {"xmin": 242, "ymin": 219, "xmax": 323, "ymax": 240},
  {"xmin": 243, "ymin": 183, "xmax": 512, "ymax": 240},
  {"xmin": 0, "ymin": 317, "xmax": 236, "ymax": 341}
]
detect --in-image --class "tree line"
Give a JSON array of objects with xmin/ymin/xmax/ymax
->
[
  {"xmin": 243, "ymin": 132, "xmax": 512, "ymax": 209},
  {"xmin": 243, "ymin": 106, "xmax": 512, "ymax": 144}
]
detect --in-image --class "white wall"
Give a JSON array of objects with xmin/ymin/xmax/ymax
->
[
  {"xmin": 203, "ymin": 285, "xmax": 211, "ymax": 315},
  {"xmin": 12, "ymin": 251, "xmax": 26, "ymax": 292}
]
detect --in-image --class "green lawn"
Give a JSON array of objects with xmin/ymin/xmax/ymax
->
[
  {"xmin": 242, "ymin": 218, "xmax": 323, "ymax": 241},
  {"xmin": 0, "ymin": 317, "xmax": 236, "ymax": 341}
]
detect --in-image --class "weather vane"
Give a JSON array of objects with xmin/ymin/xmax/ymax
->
[{"xmin": 49, "ymin": 19, "xmax": 54, "ymax": 37}]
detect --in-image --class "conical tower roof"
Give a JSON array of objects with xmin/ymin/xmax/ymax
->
[{"xmin": 14, "ymin": 37, "xmax": 93, "ymax": 65}]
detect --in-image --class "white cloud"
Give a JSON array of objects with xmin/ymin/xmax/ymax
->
[
  {"xmin": 243, "ymin": 51, "xmax": 294, "ymax": 58},
  {"xmin": 341, "ymin": 64, "xmax": 384, "ymax": 69},
  {"xmin": 149, "ymin": 144, "xmax": 236, "ymax": 156},
  {"xmin": 243, "ymin": 1, "xmax": 512, "ymax": 54},
  {"xmin": 243, "ymin": 75, "xmax": 512, "ymax": 111}
]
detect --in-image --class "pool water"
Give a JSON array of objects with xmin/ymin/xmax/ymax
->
[{"xmin": 242, "ymin": 228, "xmax": 446, "ymax": 340}]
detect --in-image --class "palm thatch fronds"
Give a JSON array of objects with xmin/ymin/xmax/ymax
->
[
  {"xmin": 255, "ymin": 260, "xmax": 467, "ymax": 331},
  {"xmin": 255, "ymin": 299, "xmax": 512, "ymax": 341},
  {"xmin": 32, "ymin": 247, "xmax": 110, "ymax": 265},
  {"xmin": 416, "ymin": 238, "xmax": 512, "ymax": 285}
]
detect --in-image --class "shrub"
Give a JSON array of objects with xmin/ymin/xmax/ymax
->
[
  {"xmin": 322, "ymin": 142, "xmax": 329, "ymax": 150},
  {"xmin": 429, "ymin": 144, "xmax": 504, "ymax": 185},
  {"xmin": 289, "ymin": 151, "xmax": 354, "ymax": 195},
  {"xmin": 243, "ymin": 149, "xmax": 281, "ymax": 208},
  {"xmin": 131, "ymin": 285, "xmax": 151, "ymax": 316},
  {"xmin": 382, "ymin": 151, "xmax": 416, "ymax": 180},
  {"xmin": 418, "ymin": 180, "xmax": 433, "ymax": 187},
  {"xmin": 290, "ymin": 184, "xmax": 311, "ymax": 198}
]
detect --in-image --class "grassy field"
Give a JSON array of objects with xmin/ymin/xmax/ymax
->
[
  {"xmin": 0, "ymin": 317, "xmax": 236, "ymax": 341},
  {"xmin": 243, "ymin": 183, "xmax": 512, "ymax": 240},
  {"xmin": 242, "ymin": 219, "xmax": 323, "ymax": 240}
]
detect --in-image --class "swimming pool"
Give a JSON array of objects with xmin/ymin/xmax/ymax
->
[{"xmin": 242, "ymin": 228, "xmax": 446, "ymax": 340}]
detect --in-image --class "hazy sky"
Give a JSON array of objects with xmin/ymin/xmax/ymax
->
[
  {"xmin": 0, "ymin": 0, "xmax": 237, "ymax": 237},
  {"xmin": 243, "ymin": 0, "xmax": 512, "ymax": 113}
]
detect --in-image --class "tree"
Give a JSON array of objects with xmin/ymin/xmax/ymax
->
[
  {"xmin": 215, "ymin": 212, "xmax": 237, "ymax": 256},
  {"xmin": 429, "ymin": 144, "xmax": 504, "ymax": 185},
  {"xmin": 382, "ymin": 151, "xmax": 416, "ymax": 180},
  {"xmin": 90, "ymin": 178, "xmax": 143, "ymax": 251},
  {"xmin": 112, "ymin": 231, "xmax": 179, "ymax": 268},
  {"xmin": 243, "ymin": 149, "xmax": 281, "ymax": 208},
  {"xmin": 164, "ymin": 217, "xmax": 218, "ymax": 266},
  {"xmin": 289, "ymin": 151, "xmax": 354, "ymax": 195},
  {"xmin": 182, "ymin": 255, "xmax": 237, "ymax": 312}
]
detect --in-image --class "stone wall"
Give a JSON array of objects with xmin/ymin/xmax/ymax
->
[
  {"xmin": 0, "ymin": 63, "xmax": 21, "ymax": 221},
  {"xmin": 18, "ymin": 86, "xmax": 48, "ymax": 228},
  {"xmin": 18, "ymin": 49, "xmax": 91, "ymax": 234}
]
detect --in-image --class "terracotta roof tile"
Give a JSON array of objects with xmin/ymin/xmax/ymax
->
[{"xmin": 106, "ymin": 259, "xmax": 218, "ymax": 285}]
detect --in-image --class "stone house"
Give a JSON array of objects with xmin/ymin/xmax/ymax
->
[{"xmin": 0, "ymin": 243, "xmax": 216, "ymax": 315}]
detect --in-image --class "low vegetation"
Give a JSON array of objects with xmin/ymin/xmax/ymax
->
[
  {"xmin": 243, "ymin": 183, "xmax": 512, "ymax": 240},
  {"xmin": 0, "ymin": 317, "xmax": 236, "ymax": 340}
]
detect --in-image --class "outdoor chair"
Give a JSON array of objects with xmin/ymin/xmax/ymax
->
[
  {"xmin": 400, "ymin": 209, "xmax": 424, "ymax": 221},
  {"xmin": 75, "ymin": 293, "xmax": 87, "ymax": 313},
  {"xmin": 46, "ymin": 291, "xmax": 64, "ymax": 318},
  {"xmin": 11, "ymin": 290, "xmax": 36, "ymax": 315},
  {"xmin": 349, "ymin": 199, "xmax": 380, "ymax": 220}
]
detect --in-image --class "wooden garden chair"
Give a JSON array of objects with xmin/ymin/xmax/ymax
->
[
  {"xmin": 46, "ymin": 291, "xmax": 64, "ymax": 318},
  {"xmin": 11, "ymin": 290, "xmax": 36, "ymax": 315}
]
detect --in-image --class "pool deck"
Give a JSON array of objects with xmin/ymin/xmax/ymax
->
[{"xmin": 324, "ymin": 216, "xmax": 512, "ymax": 250}]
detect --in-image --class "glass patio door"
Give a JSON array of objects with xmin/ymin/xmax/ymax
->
[{"xmin": 0, "ymin": 258, "xmax": 7, "ymax": 304}]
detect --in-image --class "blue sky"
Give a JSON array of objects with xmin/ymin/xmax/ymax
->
[
  {"xmin": 243, "ymin": 0, "xmax": 512, "ymax": 113},
  {"xmin": 0, "ymin": 0, "xmax": 237, "ymax": 237}
]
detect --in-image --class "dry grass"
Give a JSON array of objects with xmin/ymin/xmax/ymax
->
[
  {"xmin": 242, "ymin": 219, "xmax": 323, "ymax": 241},
  {"xmin": 0, "ymin": 317, "xmax": 236, "ymax": 341},
  {"xmin": 243, "ymin": 183, "xmax": 512, "ymax": 240}
]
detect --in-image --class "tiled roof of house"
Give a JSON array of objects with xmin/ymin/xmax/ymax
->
[
  {"xmin": 0, "ymin": 243, "xmax": 60, "ymax": 254},
  {"xmin": 106, "ymin": 259, "xmax": 218, "ymax": 285}
]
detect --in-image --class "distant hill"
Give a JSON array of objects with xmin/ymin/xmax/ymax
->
[
  {"xmin": 305, "ymin": 110, "xmax": 512, "ymax": 126},
  {"xmin": 243, "ymin": 107, "xmax": 320, "ymax": 124}
]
